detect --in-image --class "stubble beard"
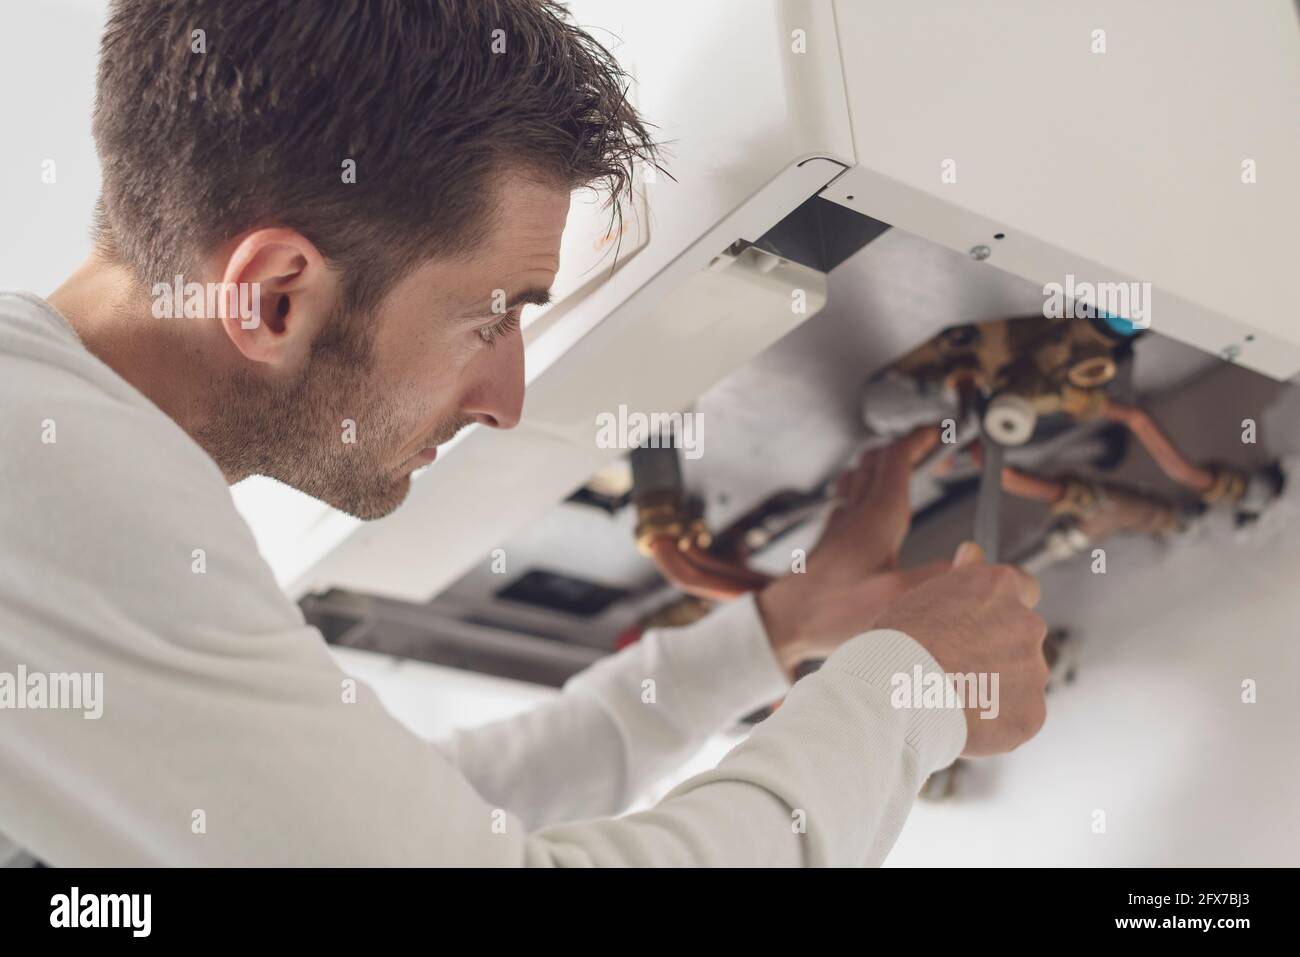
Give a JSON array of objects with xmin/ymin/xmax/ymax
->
[{"xmin": 197, "ymin": 305, "xmax": 419, "ymax": 520}]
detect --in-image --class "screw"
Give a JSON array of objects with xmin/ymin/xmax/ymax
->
[{"xmin": 969, "ymin": 244, "xmax": 991, "ymax": 261}]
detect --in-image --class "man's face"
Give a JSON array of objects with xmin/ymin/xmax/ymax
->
[{"xmin": 203, "ymin": 175, "xmax": 570, "ymax": 519}]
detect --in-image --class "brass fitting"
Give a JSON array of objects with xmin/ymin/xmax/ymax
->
[
  {"xmin": 1021, "ymin": 383, "xmax": 1106, "ymax": 421},
  {"xmin": 634, "ymin": 495, "xmax": 685, "ymax": 556},
  {"xmin": 1067, "ymin": 352, "xmax": 1118, "ymax": 389},
  {"xmin": 1051, "ymin": 477, "xmax": 1182, "ymax": 537},
  {"xmin": 1057, "ymin": 384, "xmax": 1108, "ymax": 420},
  {"xmin": 1050, "ymin": 478, "xmax": 1101, "ymax": 517},
  {"xmin": 1200, "ymin": 464, "xmax": 1249, "ymax": 505},
  {"xmin": 682, "ymin": 517, "xmax": 713, "ymax": 551}
]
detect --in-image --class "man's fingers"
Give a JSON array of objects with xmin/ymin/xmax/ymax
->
[
  {"xmin": 905, "ymin": 424, "xmax": 940, "ymax": 465},
  {"xmin": 847, "ymin": 447, "xmax": 880, "ymax": 501},
  {"xmin": 952, "ymin": 540, "xmax": 1041, "ymax": 607},
  {"xmin": 840, "ymin": 428, "xmax": 935, "ymax": 508},
  {"xmin": 864, "ymin": 425, "xmax": 941, "ymax": 486},
  {"xmin": 995, "ymin": 563, "xmax": 1041, "ymax": 609},
  {"xmin": 833, "ymin": 471, "xmax": 851, "ymax": 500},
  {"xmin": 1011, "ymin": 566, "xmax": 1042, "ymax": 609},
  {"xmin": 876, "ymin": 441, "xmax": 911, "ymax": 489}
]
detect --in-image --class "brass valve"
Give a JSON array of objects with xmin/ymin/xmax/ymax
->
[{"xmin": 1201, "ymin": 464, "xmax": 1249, "ymax": 505}]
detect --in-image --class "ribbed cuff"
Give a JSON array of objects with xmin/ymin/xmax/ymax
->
[
  {"xmin": 658, "ymin": 591, "xmax": 793, "ymax": 721},
  {"xmin": 821, "ymin": 628, "xmax": 968, "ymax": 772}
]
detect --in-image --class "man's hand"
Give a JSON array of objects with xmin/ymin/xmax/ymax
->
[
  {"xmin": 800, "ymin": 426, "xmax": 938, "ymax": 589},
  {"xmin": 756, "ymin": 427, "xmax": 942, "ymax": 668},
  {"xmin": 874, "ymin": 542, "xmax": 1050, "ymax": 756}
]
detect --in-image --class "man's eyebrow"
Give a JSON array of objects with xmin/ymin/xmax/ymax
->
[{"xmin": 457, "ymin": 286, "xmax": 553, "ymax": 318}]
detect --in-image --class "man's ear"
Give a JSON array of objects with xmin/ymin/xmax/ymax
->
[{"xmin": 215, "ymin": 228, "xmax": 337, "ymax": 367}]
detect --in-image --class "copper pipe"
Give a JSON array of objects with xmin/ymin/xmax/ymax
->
[
  {"xmin": 677, "ymin": 545, "xmax": 774, "ymax": 591},
  {"xmin": 1098, "ymin": 399, "xmax": 1216, "ymax": 495},
  {"xmin": 968, "ymin": 441, "xmax": 1067, "ymax": 503},
  {"xmin": 1001, "ymin": 467, "xmax": 1067, "ymax": 504},
  {"xmin": 647, "ymin": 538, "xmax": 755, "ymax": 601}
]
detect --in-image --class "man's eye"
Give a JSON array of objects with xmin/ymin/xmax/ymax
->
[{"xmin": 478, "ymin": 311, "xmax": 521, "ymax": 346}]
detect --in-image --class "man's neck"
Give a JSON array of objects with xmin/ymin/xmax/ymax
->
[{"xmin": 47, "ymin": 254, "xmax": 242, "ymax": 483}]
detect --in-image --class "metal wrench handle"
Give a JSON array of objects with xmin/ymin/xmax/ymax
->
[{"xmin": 973, "ymin": 433, "xmax": 1004, "ymax": 561}]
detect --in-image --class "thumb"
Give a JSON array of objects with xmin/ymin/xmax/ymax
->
[{"xmin": 952, "ymin": 541, "xmax": 986, "ymax": 567}]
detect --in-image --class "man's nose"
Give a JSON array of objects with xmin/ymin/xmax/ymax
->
[{"xmin": 461, "ymin": 332, "xmax": 524, "ymax": 430}]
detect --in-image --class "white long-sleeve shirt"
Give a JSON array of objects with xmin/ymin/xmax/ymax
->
[{"xmin": 0, "ymin": 290, "xmax": 966, "ymax": 866}]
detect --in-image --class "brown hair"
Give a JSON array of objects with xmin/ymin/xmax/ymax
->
[{"xmin": 92, "ymin": 0, "xmax": 661, "ymax": 311}]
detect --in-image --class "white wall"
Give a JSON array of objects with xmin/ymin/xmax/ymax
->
[{"xmin": 0, "ymin": 0, "xmax": 106, "ymax": 295}]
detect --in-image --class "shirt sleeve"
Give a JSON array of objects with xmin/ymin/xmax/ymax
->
[{"xmin": 431, "ymin": 593, "xmax": 792, "ymax": 828}]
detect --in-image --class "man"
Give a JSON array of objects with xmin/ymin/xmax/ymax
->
[{"xmin": 0, "ymin": 0, "xmax": 1048, "ymax": 866}]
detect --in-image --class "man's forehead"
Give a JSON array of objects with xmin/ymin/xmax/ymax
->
[
  {"xmin": 484, "ymin": 169, "xmax": 571, "ymax": 238},
  {"xmin": 405, "ymin": 175, "xmax": 568, "ymax": 314},
  {"xmin": 449, "ymin": 238, "xmax": 559, "ymax": 312},
  {"xmin": 451, "ymin": 187, "xmax": 568, "ymax": 313},
  {"xmin": 480, "ymin": 197, "xmax": 569, "ymax": 269}
]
